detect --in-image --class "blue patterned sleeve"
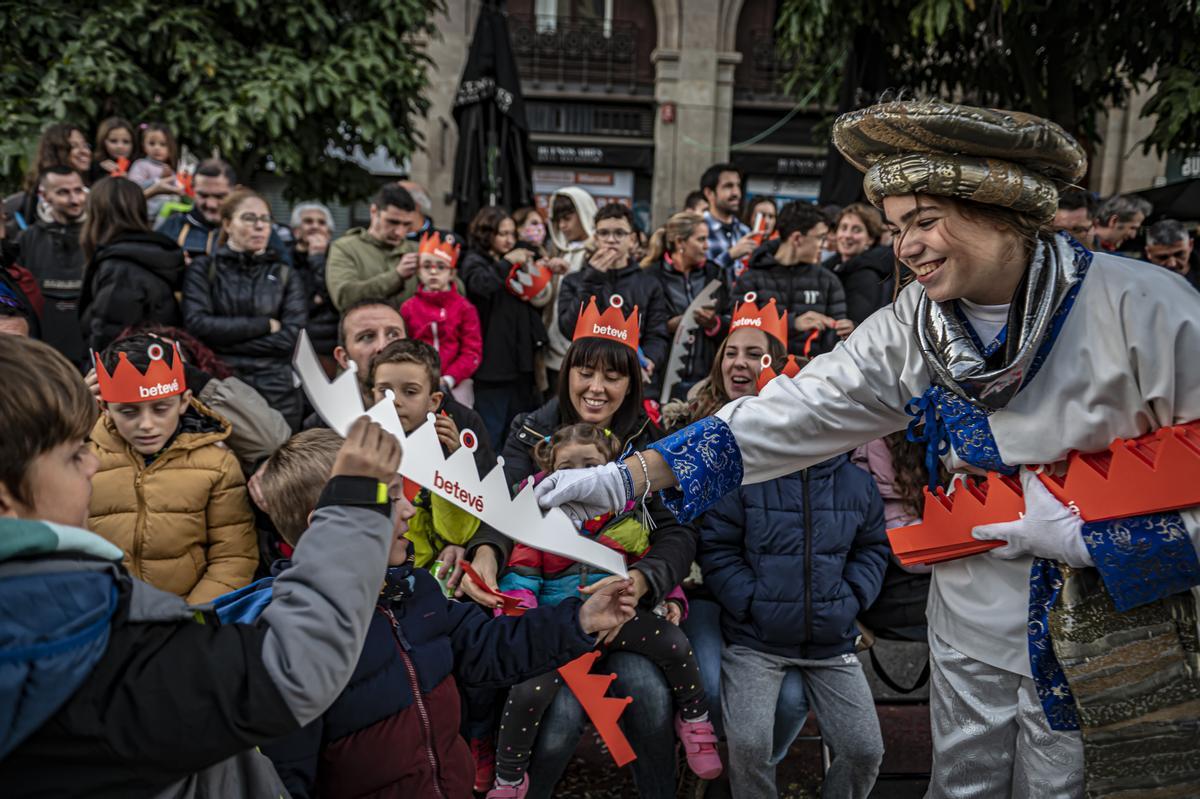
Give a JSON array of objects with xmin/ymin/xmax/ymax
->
[
  {"xmin": 1081, "ymin": 511, "xmax": 1200, "ymax": 612},
  {"xmin": 648, "ymin": 416, "xmax": 744, "ymax": 524}
]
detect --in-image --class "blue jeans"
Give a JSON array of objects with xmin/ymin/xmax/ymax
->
[
  {"xmin": 683, "ymin": 598, "xmax": 809, "ymax": 763},
  {"xmin": 526, "ymin": 651, "xmax": 678, "ymax": 799}
]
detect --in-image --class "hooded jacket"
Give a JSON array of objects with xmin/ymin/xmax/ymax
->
[
  {"xmin": 88, "ymin": 397, "xmax": 257, "ymax": 604},
  {"xmin": 734, "ymin": 240, "xmax": 848, "ymax": 357},
  {"xmin": 79, "ymin": 230, "xmax": 186, "ymax": 352},
  {"xmin": 16, "ymin": 216, "xmax": 86, "ymax": 365},
  {"xmin": 183, "ymin": 245, "xmax": 309, "ymax": 428},
  {"xmin": 822, "ymin": 244, "xmax": 896, "ymax": 325},
  {"xmin": 698, "ymin": 455, "xmax": 890, "ymax": 660},
  {"xmin": 400, "ymin": 285, "xmax": 484, "ymax": 385},
  {"xmin": 556, "ymin": 258, "xmax": 672, "ymax": 374},
  {"xmin": 545, "ymin": 187, "xmax": 598, "ymax": 369},
  {"xmin": 325, "ymin": 226, "xmax": 418, "ymax": 311},
  {"xmin": 460, "ymin": 248, "xmax": 547, "ymax": 381}
]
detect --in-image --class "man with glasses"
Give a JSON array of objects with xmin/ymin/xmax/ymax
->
[
  {"xmin": 156, "ymin": 158, "xmax": 290, "ymax": 264},
  {"xmin": 556, "ymin": 202, "xmax": 671, "ymax": 386},
  {"xmin": 1053, "ymin": 188, "xmax": 1097, "ymax": 249},
  {"xmin": 1144, "ymin": 219, "xmax": 1200, "ymax": 291},
  {"xmin": 733, "ymin": 201, "xmax": 853, "ymax": 358}
]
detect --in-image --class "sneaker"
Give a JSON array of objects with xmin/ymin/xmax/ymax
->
[
  {"xmin": 469, "ymin": 736, "xmax": 496, "ymax": 793},
  {"xmin": 675, "ymin": 713, "xmax": 723, "ymax": 780},
  {"xmin": 485, "ymin": 774, "xmax": 529, "ymax": 799}
]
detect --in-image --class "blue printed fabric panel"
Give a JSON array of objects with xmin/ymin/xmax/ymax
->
[
  {"xmin": 1082, "ymin": 512, "xmax": 1200, "ymax": 612},
  {"xmin": 649, "ymin": 416, "xmax": 744, "ymax": 524}
]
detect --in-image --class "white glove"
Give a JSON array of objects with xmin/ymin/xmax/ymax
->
[
  {"xmin": 534, "ymin": 462, "xmax": 630, "ymax": 526},
  {"xmin": 971, "ymin": 469, "xmax": 1094, "ymax": 567}
]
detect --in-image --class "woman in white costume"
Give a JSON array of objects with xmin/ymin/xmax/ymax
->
[{"xmin": 537, "ymin": 101, "xmax": 1200, "ymax": 798}]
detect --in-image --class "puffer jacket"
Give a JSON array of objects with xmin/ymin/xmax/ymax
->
[
  {"xmin": 556, "ymin": 258, "xmax": 672, "ymax": 375},
  {"xmin": 293, "ymin": 246, "xmax": 339, "ymax": 356},
  {"xmin": 182, "ymin": 245, "xmax": 308, "ymax": 429},
  {"xmin": 460, "ymin": 248, "xmax": 547, "ymax": 382},
  {"xmin": 822, "ymin": 244, "xmax": 896, "ymax": 325},
  {"xmin": 697, "ymin": 454, "xmax": 889, "ymax": 660},
  {"xmin": 78, "ymin": 230, "xmax": 186, "ymax": 352},
  {"xmin": 16, "ymin": 217, "xmax": 86, "ymax": 365},
  {"xmin": 648, "ymin": 255, "xmax": 731, "ymax": 396},
  {"xmin": 262, "ymin": 561, "xmax": 596, "ymax": 799},
  {"xmin": 400, "ymin": 285, "xmax": 484, "ymax": 385},
  {"xmin": 87, "ymin": 397, "xmax": 257, "ymax": 604},
  {"xmin": 734, "ymin": 239, "xmax": 848, "ymax": 357}
]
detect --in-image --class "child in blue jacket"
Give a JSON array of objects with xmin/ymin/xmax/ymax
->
[{"xmin": 698, "ymin": 449, "xmax": 890, "ymax": 799}]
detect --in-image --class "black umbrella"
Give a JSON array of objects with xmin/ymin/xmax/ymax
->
[
  {"xmin": 1135, "ymin": 178, "xmax": 1200, "ymax": 221},
  {"xmin": 819, "ymin": 26, "xmax": 890, "ymax": 207},
  {"xmin": 451, "ymin": 2, "xmax": 534, "ymax": 234}
]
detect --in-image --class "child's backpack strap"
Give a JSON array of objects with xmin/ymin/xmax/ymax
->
[{"xmin": 210, "ymin": 576, "xmax": 275, "ymax": 625}]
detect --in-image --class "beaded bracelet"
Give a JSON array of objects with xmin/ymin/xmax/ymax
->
[{"xmin": 633, "ymin": 450, "xmax": 652, "ymax": 494}]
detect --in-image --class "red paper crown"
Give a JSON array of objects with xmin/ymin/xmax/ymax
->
[
  {"xmin": 731, "ymin": 293, "xmax": 788, "ymax": 346},
  {"xmin": 507, "ymin": 260, "xmax": 552, "ymax": 301},
  {"xmin": 573, "ymin": 295, "xmax": 640, "ymax": 351},
  {"xmin": 418, "ymin": 231, "xmax": 461, "ymax": 268},
  {"xmin": 558, "ymin": 651, "xmax": 636, "ymax": 767},
  {"xmin": 755, "ymin": 353, "xmax": 806, "ymax": 392},
  {"xmin": 94, "ymin": 341, "xmax": 187, "ymax": 404}
]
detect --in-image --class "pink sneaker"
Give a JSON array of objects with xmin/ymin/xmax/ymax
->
[
  {"xmin": 675, "ymin": 713, "xmax": 723, "ymax": 779},
  {"xmin": 486, "ymin": 774, "xmax": 529, "ymax": 799}
]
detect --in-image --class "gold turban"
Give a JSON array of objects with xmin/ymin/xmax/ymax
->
[{"xmin": 832, "ymin": 101, "xmax": 1087, "ymax": 222}]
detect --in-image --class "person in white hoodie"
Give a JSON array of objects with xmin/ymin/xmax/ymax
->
[
  {"xmin": 545, "ymin": 187, "xmax": 598, "ymax": 387},
  {"xmin": 535, "ymin": 101, "xmax": 1200, "ymax": 798}
]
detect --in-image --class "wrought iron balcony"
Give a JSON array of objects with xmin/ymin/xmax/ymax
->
[
  {"xmin": 509, "ymin": 14, "xmax": 651, "ymax": 94},
  {"xmin": 737, "ymin": 29, "xmax": 791, "ymax": 100}
]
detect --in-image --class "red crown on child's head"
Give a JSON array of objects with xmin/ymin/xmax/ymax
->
[
  {"xmin": 94, "ymin": 340, "xmax": 188, "ymax": 404},
  {"xmin": 755, "ymin": 353, "xmax": 807, "ymax": 392},
  {"xmin": 573, "ymin": 295, "xmax": 640, "ymax": 351},
  {"xmin": 731, "ymin": 293, "xmax": 788, "ymax": 346},
  {"xmin": 418, "ymin": 231, "xmax": 461, "ymax": 269}
]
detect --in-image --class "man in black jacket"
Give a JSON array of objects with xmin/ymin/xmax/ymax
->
[
  {"xmin": 733, "ymin": 202, "xmax": 854, "ymax": 358},
  {"xmin": 556, "ymin": 204, "xmax": 670, "ymax": 386},
  {"xmin": 16, "ymin": 166, "xmax": 86, "ymax": 365}
]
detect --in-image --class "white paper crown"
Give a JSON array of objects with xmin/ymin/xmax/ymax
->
[{"xmin": 292, "ymin": 331, "xmax": 627, "ymax": 577}]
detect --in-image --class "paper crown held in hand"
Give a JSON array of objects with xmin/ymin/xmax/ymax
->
[
  {"xmin": 418, "ymin": 231, "xmax": 461, "ymax": 269},
  {"xmin": 573, "ymin": 295, "xmax": 640, "ymax": 351},
  {"xmin": 755, "ymin": 353, "xmax": 806, "ymax": 392},
  {"xmin": 731, "ymin": 292, "xmax": 788, "ymax": 346},
  {"xmin": 93, "ymin": 341, "xmax": 187, "ymax": 404},
  {"xmin": 507, "ymin": 260, "xmax": 552, "ymax": 301}
]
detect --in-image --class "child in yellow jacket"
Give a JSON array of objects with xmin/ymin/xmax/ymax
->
[{"xmin": 87, "ymin": 334, "xmax": 256, "ymax": 603}]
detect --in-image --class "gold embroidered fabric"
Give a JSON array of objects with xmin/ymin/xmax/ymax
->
[{"xmin": 832, "ymin": 100, "xmax": 1087, "ymax": 222}]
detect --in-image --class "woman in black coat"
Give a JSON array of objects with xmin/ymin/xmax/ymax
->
[
  {"xmin": 183, "ymin": 189, "xmax": 308, "ymax": 429},
  {"xmin": 79, "ymin": 177, "xmax": 186, "ymax": 353}
]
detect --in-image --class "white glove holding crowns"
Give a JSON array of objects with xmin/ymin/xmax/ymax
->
[
  {"xmin": 971, "ymin": 469, "xmax": 1094, "ymax": 567},
  {"xmin": 534, "ymin": 462, "xmax": 631, "ymax": 526}
]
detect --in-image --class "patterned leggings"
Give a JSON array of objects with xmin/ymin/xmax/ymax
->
[{"xmin": 494, "ymin": 611, "xmax": 708, "ymax": 782}]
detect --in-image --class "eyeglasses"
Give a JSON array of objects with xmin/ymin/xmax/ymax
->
[
  {"xmin": 238, "ymin": 214, "xmax": 272, "ymax": 226},
  {"xmin": 420, "ymin": 262, "xmax": 452, "ymax": 273},
  {"xmin": 595, "ymin": 229, "xmax": 631, "ymax": 242}
]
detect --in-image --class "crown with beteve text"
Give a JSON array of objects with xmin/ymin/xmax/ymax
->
[
  {"xmin": 731, "ymin": 293, "xmax": 788, "ymax": 346},
  {"xmin": 573, "ymin": 295, "xmax": 640, "ymax": 351},
  {"xmin": 93, "ymin": 341, "xmax": 188, "ymax": 404},
  {"xmin": 418, "ymin": 231, "xmax": 461, "ymax": 268}
]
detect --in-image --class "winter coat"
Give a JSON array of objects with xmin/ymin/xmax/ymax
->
[
  {"xmin": 88, "ymin": 397, "xmax": 257, "ymax": 604},
  {"xmin": 325, "ymin": 226, "xmax": 418, "ymax": 311},
  {"xmin": 734, "ymin": 240, "xmax": 848, "ymax": 357},
  {"xmin": 545, "ymin": 187, "xmax": 599, "ymax": 370},
  {"xmin": 16, "ymin": 217, "xmax": 86, "ymax": 365},
  {"xmin": 400, "ymin": 285, "xmax": 484, "ymax": 385},
  {"xmin": 262, "ymin": 561, "xmax": 596, "ymax": 799},
  {"xmin": 195, "ymin": 372, "xmax": 292, "ymax": 474},
  {"xmin": 557, "ymin": 258, "xmax": 672, "ymax": 374},
  {"xmin": 0, "ymin": 491, "xmax": 398, "ymax": 797},
  {"xmin": 697, "ymin": 454, "xmax": 889, "ymax": 660},
  {"xmin": 293, "ymin": 246, "xmax": 339, "ymax": 356},
  {"xmin": 157, "ymin": 208, "xmax": 292, "ymax": 264},
  {"xmin": 0, "ymin": 262, "xmax": 40, "ymax": 338},
  {"xmin": 78, "ymin": 230, "xmax": 186, "ymax": 352},
  {"xmin": 183, "ymin": 245, "xmax": 309, "ymax": 428},
  {"xmin": 822, "ymin": 245, "xmax": 896, "ymax": 325},
  {"xmin": 460, "ymin": 248, "xmax": 547, "ymax": 382},
  {"xmin": 497, "ymin": 398, "xmax": 696, "ymax": 609},
  {"xmin": 648, "ymin": 255, "xmax": 730, "ymax": 394}
]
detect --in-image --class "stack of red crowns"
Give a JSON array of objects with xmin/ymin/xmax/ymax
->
[
  {"xmin": 755, "ymin": 353, "xmax": 806, "ymax": 392},
  {"xmin": 572, "ymin": 295, "xmax": 640, "ymax": 352},
  {"xmin": 93, "ymin": 341, "xmax": 188, "ymax": 403},
  {"xmin": 731, "ymin": 293, "xmax": 788, "ymax": 346},
  {"xmin": 418, "ymin": 231, "xmax": 461, "ymax": 269}
]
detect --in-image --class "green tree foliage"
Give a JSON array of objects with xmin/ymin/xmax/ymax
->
[
  {"xmin": 776, "ymin": 0, "xmax": 1200, "ymax": 155},
  {"xmin": 0, "ymin": 0, "xmax": 442, "ymax": 199}
]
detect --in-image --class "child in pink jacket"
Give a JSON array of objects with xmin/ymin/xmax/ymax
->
[{"xmin": 400, "ymin": 232, "xmax": 484, "ymax": 406}]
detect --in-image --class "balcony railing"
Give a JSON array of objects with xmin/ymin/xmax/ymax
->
[
  {"xmin": 509, "ymin": 14, "xmax": 649, "ymax": 94},
  {"xmin": 737, "ymin": 29, "xmax": 791, "ymax": 100}
]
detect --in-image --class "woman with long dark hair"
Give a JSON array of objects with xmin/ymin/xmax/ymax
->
[{"xmin": 78, "ymin": 177, "xmax": 185, "ymax": 352}]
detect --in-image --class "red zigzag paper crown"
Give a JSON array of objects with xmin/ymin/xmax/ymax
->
[
  {"xmin": 94, "ymin": 341, "xmax": 188, "ymax": 404},
  {"xmin": 731, "ymin": 293, "xmax": 788, "ymax": 346},
  {"xmin": 755, "ymin": 353, "xmax": 807, "ymax": 392},
  {"xmin": 573, "ymin": 295, "xmax": 640, "ymax": 351},
  {"xmin": 418, "ymin": 231, "xmax": 461, "ymax": 268}
]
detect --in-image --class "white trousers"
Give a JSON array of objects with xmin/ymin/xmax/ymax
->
[{"xmin": 925, "ymin": 631, "xmax": 1085, "ymax": 799}]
